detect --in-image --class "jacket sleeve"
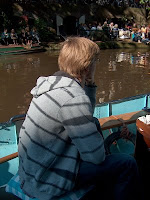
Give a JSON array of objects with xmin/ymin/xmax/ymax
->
[{"xmin": 58, "ymin": 94, "xmax": 105, "ymax": 165}]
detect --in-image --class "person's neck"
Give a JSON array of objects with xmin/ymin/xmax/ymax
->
[
  {"xmin": 53, "ymin": 71, "xmax": 85, "ymax": 87},
  {"xmin": 77, "ymin": 76, "xmax": 85, "ymax": 88}
]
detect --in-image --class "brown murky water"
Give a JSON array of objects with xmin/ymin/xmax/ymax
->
[{"xmin": 0, "ymin": 49, "xmax": 150, "ymax": 122}]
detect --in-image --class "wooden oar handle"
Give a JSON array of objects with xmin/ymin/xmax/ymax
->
[{"xmin": 0, "ymin": 152, "xmax": 18, "ymax": 164}]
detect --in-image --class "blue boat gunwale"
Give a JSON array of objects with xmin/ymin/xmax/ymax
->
[
  {"xmin": 3, "ymin": 93, "xmax": 150, "ymax": 132},
  {"xmin": 95, "ymin": 93, "xmax": 150, "ymax": 117},
  {"xmin": 95, "ymin": 93, "xmax": 150, "ymax": 107}
]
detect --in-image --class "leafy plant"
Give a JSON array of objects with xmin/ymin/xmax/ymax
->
[
  {"xmin": 35, "ymin": 18, "xmax": 56, "ymax": 42},
  {"xmin": 1, "ymin": 11, "xmax": 11, "ymax": 29},
  {"xmin": 139, "ymin": 0, "xmax": 150, "ymax": 19}
]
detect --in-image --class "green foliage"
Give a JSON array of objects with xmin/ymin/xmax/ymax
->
[
  {"xmin": 140, "ymin": 0, "xmax": 149, "ymax": 4},
  {"xmin": 35, "ymin": 18, "xmax": 56, "ymax": 42},
  {"xmin": 139, "ymin": 0, "xmax": 150, "ymax": 9},
  {"xmin": 1, "ymin": 11, "xmax": 11, "ymax": 29},
  {"xmin": 139, "ymin": 0, "xmax": 150, "ymax": 20}
]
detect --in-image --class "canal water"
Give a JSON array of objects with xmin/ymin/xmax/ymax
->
[{"xmin": 0, "ymin": 49, "xmax": 150, "ymax": 122}]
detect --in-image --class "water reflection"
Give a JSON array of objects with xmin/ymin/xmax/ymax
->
[
  {"xmin": 116, "ymin": 51, "xmax": 149, "ymax": 67},
  {"xmin": 108, "ymin": 51, "xmax": 149, "ymax": 71},
  {"xmin": 96, "ymin": 49, "xmax": 150, "ymax": 104},
  {"xmin": 0, "ymin": 56, "xmax": 40, "ymax": 70},
  {"xmin": 0, "ymin": 49, "xmax": 150, "ymax": 122}
]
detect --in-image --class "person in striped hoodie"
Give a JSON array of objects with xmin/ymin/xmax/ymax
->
[{"xmin": 18, "ymin": 37, "xmax": 143, "ymax": 200}]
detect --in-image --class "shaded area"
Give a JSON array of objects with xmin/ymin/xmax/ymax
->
[
  {"xmin": 63, "ymin": 16, "xmax": 77, "ymax": 36},
  {"xmin": 134, "ymin": 131, "xmax": 150, "ymax": 199},
  {"xmin": 0, "ymin": 187, "xmax": 20, "ymax": 200}
]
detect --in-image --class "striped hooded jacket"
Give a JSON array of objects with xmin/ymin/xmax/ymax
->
[{"xmin": 18, "ymin": 71, "xmax": 105, "ymax": 200}]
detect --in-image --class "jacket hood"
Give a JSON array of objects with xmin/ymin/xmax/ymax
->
[{"xmin": 31, "ymin": 75, "xmax": 80, "ymax": 98}]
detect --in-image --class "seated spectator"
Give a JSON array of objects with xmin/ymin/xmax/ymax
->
[
  {"xmin": 146, "ymin": 24, "xmax": 150, "ymax": 39},
  {"xmin": 18, "ymin": 29, "xmax": 27, "ymax": 45},
  {"xmin": 131, "ymin": 31, "xmax": 136, "ymax": 40},
  {"xmin": 133, "ymin": 29, "xmax": 142, "ymax": 43},
  {"xmin": 25, "ymin": 26, "xmax": 32, "ymax": 46},
  {"xmin": 126, "ymin": 21, "xmax": 132, "ymax": 31},
  {"xmin": 102, "ymin": 21, "xmax": 110, "ymax": 38},
  {"xmin": 88, "ymin": 23, "xmax": 92, "ymax": 30},
  {"xmin": 89, "ymin": 23, "xmax": 97, "ymax": 40},
  {"xmin": 79, "ymin": 23, "xmax": 89, "ymax": 38},
  {"xmin": 132, "ymin": 23, "xmax": 138, "ymax": 34},
  {"xmin": 112, "ymin": 24, "xmax": 119, "ymax": 39},
  {"xmin": 141, "ymin": 25, "xmax": 147, "ymax": 40},
  {"xmin": 109, "ymin": 22, "xmax": 114, "ymax": 32},
  {"xmin": 1, "ymin": 28, "xmax": 10, "ymax": 45},
  {"xmin": 31, "ymin": 27, "xmax": 40, "ymax": 44},
  {"xmin": 10, "ymin": 29, "xmax": 18, "ymax": 44},
  {"xmin": 91, "ymin": 23, "xmax": 97, "ymax": 31},
  {"xmin": 83, "ymin": 23, "xmax": 90, "ymax": 38},
  {"xmin": 97, "ymin": 22, "xmax": 102, "ymax": 31}
]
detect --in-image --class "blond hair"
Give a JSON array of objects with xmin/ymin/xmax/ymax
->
[{"xmin": 58, "ymin": 37, "xmax": 100, "ymax": 78}]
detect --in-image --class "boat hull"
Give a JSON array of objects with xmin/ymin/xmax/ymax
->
[
  {"xmin": 1, "ymin": 93, "xmax": 150, "ymax": 199},
  {"xmin": 0, "ymin": 45, "xmax": 46, "ymax": 55}
]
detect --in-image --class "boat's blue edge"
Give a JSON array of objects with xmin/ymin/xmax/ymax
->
[
  {"xmin": 2, "ymin": 93, "xmax": 150, "ymax": 125},
  {"xmin": 93, "ymin": 93, "xmax": 150, "ymax": 118},
  {"xmin": 95, "ymin": 93, "xmax": 150, "ymax": 107}
]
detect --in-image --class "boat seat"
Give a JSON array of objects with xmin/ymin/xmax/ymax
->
[
  {"xmin": 99, "ymin": 110, "xmax": 150, "ymax": 130},
  {"xmin": 0, "ymin": 123, "xmax": 19, "ymax": 187},
  {"xmin": 5, "ymin": 173, "xmax": 95, "ymax": 200}
]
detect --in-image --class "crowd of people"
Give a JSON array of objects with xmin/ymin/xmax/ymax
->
[
  {"xmin": 78, "ymin": 21, "xmax": 120, "ymax": 40},
  {"xmin": 78, "ymin": 21, "xmax": 150, "ymax": 44},
  {"xmin": 0, "ymin": 26, "xmax": 40, "ymax": 46},
  {"xmin": 131, "ymin": 23, "xmax": 150, "ymax": 44},
  {"xmin": 1, "ymin": 21, "xmax": 150, "ymax": 46}
]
